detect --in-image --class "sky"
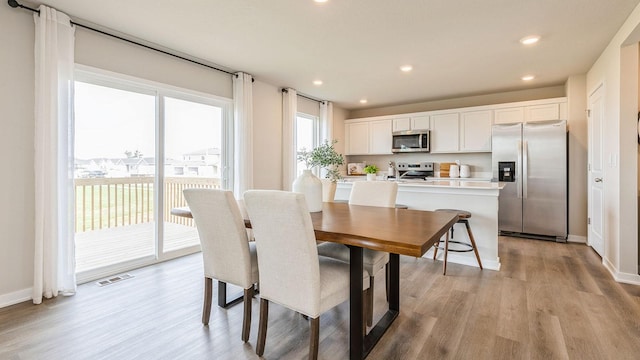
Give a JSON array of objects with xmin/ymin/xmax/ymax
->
[{"xmin": 74, "ymin": 81, "xmax": 222, "ymax": 160}]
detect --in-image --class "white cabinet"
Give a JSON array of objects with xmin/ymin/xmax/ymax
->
[
  {"xmin": 392, "ymin": 114, "xmax": 429, "ymax": 132},
  {"xmin": 528, "ymin": 103, "xmax": 560, "ymax": 122},
  {"xmin": 345, "ymin": 122, "xmax": 369, "ymax": 155},
  {"xmin": 345, "ymin": 119, "xmax": 392, "ymax": 155},
  {"xmin": 494, "ymin": 101, "xmax": 566, "ymax": 124},
  {"xmin": 460, "ymin": 110, "xmax": 492, "ymax": 152},
  {"xmin": 494, "ymin": 107, "xmax": 524, "ymax": 124},
  {"xmin": 430, "ymin": 113, "xmax": 459, "ymax": 153},
  {"xmin": 369, "ymin": 120, "xmax": 393, "ymax": 154}
]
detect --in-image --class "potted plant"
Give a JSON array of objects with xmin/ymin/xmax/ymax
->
[
  {"xmin": 295, "ymin": 139, "xmax": 345, "ymax": 207},
  {"xmin": 364, "ymin": 164, "xmax": 379, "ymax": 181}
]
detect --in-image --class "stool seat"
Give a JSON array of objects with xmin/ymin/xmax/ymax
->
[
  {"xmin": 435, "ymin": 209, "xmax": 471, "ymax": 219},
  {"xmin": 432, "ymin": 208, "xmax": 482, "ymax": 275}
]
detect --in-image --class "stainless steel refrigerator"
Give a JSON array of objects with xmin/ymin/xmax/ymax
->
[{"xmin": 492, "ymin": 120, "xmax": 567, "ymax": 241}]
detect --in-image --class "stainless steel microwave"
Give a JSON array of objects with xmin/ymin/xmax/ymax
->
[{"xmin": 392, "ymin": 130, "xmax": 430, "ymax": 153}]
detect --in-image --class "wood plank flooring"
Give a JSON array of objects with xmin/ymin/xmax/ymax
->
[{"xmin": 1, "ymin": 236, "xmax": 639, "ymax": 359}]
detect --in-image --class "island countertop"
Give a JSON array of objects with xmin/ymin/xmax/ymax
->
[{"xmin": 334, "ymin": 179, "xmax": 503, "ymax": 270}]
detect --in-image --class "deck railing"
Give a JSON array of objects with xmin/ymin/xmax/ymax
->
[{"xmin": 74, "ymin": 176, "xmax": 220, "ymax": 232}]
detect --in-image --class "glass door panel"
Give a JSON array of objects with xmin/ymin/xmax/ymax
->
[
  {"xmin": 74, "ymin": 81, "xmax": 156, "ymax": 273},
  {"xmin": 163, "ymin": 96, "xmax": 223, "ymax": 252}
]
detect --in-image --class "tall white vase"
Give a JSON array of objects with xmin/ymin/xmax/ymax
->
[{"xmin": 292, "ymin": 170, "xmax": 323, "ymax": 212}]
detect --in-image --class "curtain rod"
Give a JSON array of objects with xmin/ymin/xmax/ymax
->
[
  {"xmin": 281, "ymin": 88, "xmax": 325, "ymax": 104},
  {"xmin": 8, "ymin": 0, "xmax": 245, "ymax": 79}
]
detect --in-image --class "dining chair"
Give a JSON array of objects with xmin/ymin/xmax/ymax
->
[
  {"xmin": 243, "ymin": 190, "xmax": 370, "ymax": 360},
  {"xmin": 183, "ymin": 188, "xmax": 259, "ymax": 343},
  {"xmin": 316, "ymin": 180, "xmax": 398, "ymax": 326}
]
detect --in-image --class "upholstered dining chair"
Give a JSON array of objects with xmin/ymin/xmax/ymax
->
[
  {"xmin": 243, "ymin": 190, "xmax": 370, "ymax": 360},
  {"xmin": 183, "ymin": 188, "xmax": 259, "ymax": 343},
  {"xmin": 316, "ymin": 180, "xmax": 398, "ymax": 326}
]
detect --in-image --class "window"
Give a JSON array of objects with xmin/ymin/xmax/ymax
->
[
  {"xmin": 73, "ymin": 66, "xmax": 232, "ymax": 281},
  {"xmin": 295, "ymin": 113, "xmax": 319, "ymax": 176}
]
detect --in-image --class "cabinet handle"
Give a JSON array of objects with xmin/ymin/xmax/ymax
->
[{"xmin": 594, "ymin": 177, "xmax": 602, "ymax": 183}]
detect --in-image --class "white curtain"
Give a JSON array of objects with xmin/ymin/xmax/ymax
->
[
  {"xmin": 233, "ymin": 72, "xmax": 254, "ymax": 197},
  {"xmin": 320, "ymin": 100, "xmax": 333, "ymax": 142},
  {"xmin": 33, "ymin": 5, "xmax": 77, "ymax": 304},
  {"xmin": 282, "ymin": 88, "xmax": 297, "ymax": 190}
]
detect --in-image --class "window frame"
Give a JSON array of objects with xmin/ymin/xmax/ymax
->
[{"xmin": 295, "ymin": 112, "xmax": 320, "ymax": 176}]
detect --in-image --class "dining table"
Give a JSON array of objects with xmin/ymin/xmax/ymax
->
[{"xmin": 172, "ymin": 201, "xmax": 458, "ymax": 359}]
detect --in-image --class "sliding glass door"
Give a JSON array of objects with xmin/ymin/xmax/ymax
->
[{"xmin": 73, "ymin": 67, "xmax": 231, "ymax": 281}]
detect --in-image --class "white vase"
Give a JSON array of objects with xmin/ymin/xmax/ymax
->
[
  {"xmin": 366, "ymin": 173, "xmax": 376, "ymax": 181},
  {"xmin": 321, "ymin": 179, "xmax": 337, "ymax": 202},
  {"xmin": 292, "ymin": 170, "xmax": 323, "ymax": 212}
]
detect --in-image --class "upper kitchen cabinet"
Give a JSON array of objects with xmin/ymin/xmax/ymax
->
[
  {"xmin": 345, "ymin": 118, "xmax": 393, "ymax": 155},
  {"xmin": 493, "ymin": 98, "xmax": 567, "ymax": 124},
  {"xmin": 460, "ymin": 110, "xmax": 492, "ymax": 152},
  {"xmin": 345, "ymin": 121, "xmax": 369, "ymax": 154},
  {"xmin": 430, "ymin": 113, "xmax": 459, "ymax": 153},
  {"xmin": 392, "ymin": 114, "xmax": 430, "ymax": 132}
]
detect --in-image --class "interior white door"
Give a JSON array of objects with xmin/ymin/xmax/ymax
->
[{"xmin": 588, "ymin": 85, "xmax": 605, "ymax": 257}]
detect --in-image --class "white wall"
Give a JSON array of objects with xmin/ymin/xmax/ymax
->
[
  {"xmin": 0, "ymin": 3, "xmax": 36, "ymax": 306},
  {"xmin": 587, "ymin": 1, "xmax": 640, "ymax": 280},
  {"xmin": 348, "ymin": 86, "xmax": 566, "ymax": 118}
]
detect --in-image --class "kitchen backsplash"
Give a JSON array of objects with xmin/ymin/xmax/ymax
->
[{"xmin": 345, "ymin": 152, "xmax": 492, "ymax": 178}]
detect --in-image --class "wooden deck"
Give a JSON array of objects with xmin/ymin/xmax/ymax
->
[{"xmin": 75, "ymin": 222, "xmax": 200, "ymax": 273}]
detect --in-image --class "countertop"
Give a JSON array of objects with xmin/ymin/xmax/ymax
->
[{"xmin": 338, "ymin": 178, "xmax": 505, "ymax": 190}]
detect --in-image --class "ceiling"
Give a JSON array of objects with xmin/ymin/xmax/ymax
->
[{"xmin": 39, "ymin": 0, "xmax": 640, "ymax": 110}]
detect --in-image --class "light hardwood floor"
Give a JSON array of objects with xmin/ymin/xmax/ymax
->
[{"xmin": 1, "ymin": 236, "xmax": 640, "ymax": 359}]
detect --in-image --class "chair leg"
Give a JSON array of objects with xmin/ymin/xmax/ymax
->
[
  {"xmin": 464, "ymin": 221, "xmax": 483, "ymax": 270},
  {"xmin": 202, "ymin": 277, "xmax": 213, "ymax": 325},
  {"xmin": 433, "ymin": 243, "xmax": 439, "ymax": 260},
  {"xmin": 241, "ymin": 287, "xmax": 253, "ymax": 342},
  {"xmin": 367, "ymin": 276, "xmax": 375, "ymax": 326},
  {"xmin": 443, "ymin": 229, "xmax": 450, "ymax": 275},
  {"xmin": 256, "ymin": 298, "xmax": 269, "ymax": 356},
  {"xmin": 309, "ymin": 317, "xmax": 320, "ymax": 360}
]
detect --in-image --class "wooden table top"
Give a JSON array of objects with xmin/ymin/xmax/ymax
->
[{"xmin": 172, "ymin": 202, "xmax": 457, "ymax": 258}]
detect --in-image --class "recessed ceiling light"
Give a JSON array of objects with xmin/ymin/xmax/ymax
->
[
  {"xmin": 521, "ymin": 75, "xmax": 535, "ymax": 81},
  {"xmin": 313, "ymin": 80, "xmax": 323, "ymax": 86},
  {"xmin": 400, "ymin": 65, "xmax": 413, "ymax": 72},
  {"xmin": 359, "ymin": 99, "xmax": 368, "ymax": 104},
  {"xmin": 314, "ymin": 0, "xmax": 328, "ymax": 3},
  {"xmin": 520, "ymin": 35, "xmax": 540, "ymax": 45}
]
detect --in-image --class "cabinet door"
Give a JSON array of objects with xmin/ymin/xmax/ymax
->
[
  {"xmin": 430, "ymin": 113, "xmax": 459, "ymax": 153},
  {"xmin": 411, "ymin": 115, "xmax": 430, "ymax": 130},
  {"xmin": 528, "ymin": 103, "xmax": 560, "ymax": 122},
  {"xmin": 346, "ymin": 122, "xmax": 369, "ymax": 155},
  {"xmin": 392, "ymin": 117, "xmax": 410, "ymax": 132},
  {"xmin": 369, "ymin": 120, "xmax": 393, "ymax": 154},
  {"xmin": 494, "ymin": 107, "xmax": 524, "ymax": 124},
  {"xmin": 460, "ymin": 110, "xmax": 492, "ymax": 152}
]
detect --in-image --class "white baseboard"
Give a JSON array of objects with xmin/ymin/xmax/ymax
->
[
  {"xmin": 0, "ymin": 288, "xmax": 32, "ymax": 309},
  {"xmin": 567, "ymin": 234, "xmax": 587, "ymax": 243},
  {"xmin": 603, "ymin": 257, "xmax": 640, "ymax": 286},
  {"xmin": 422, "ymin": 249, "xmax": 501, "ymax": 271}
]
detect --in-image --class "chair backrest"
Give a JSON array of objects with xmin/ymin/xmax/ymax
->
[
  {"xmin": 349, "ymin": 181, "xmax": 398, "ymax": 208},
  {"xmin": 243, "ymin": 190, "xmax": 321, "ymax": 315},
  {"xmin": 183, "ymin": 188, "xmax": 253, "ymax": 288}
]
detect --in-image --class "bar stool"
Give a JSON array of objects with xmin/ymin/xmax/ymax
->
[{"xmin": 432, "ymin": 209, "xmax": 483, "ymax": 275}]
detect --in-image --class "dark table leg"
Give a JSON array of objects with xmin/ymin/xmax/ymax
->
[
  {"xmin": 349, "ymin": 246, "xmax": 364, "ymax": 360},
  {"xmin": 217, "ymin": 281, "xmax": 248, "ymax": 309},
  {"xmin": 349, "ymin": 249, "xmax": 400, "ymax": 359}
]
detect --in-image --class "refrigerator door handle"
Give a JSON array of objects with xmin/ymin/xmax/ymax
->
[
  {"xmin": 517, "ymin": 140, "xmax": 522, "ymax": 198},
  {"xmin": 522, "ymin": 140, "xmax": 528, "ymax": 199}
]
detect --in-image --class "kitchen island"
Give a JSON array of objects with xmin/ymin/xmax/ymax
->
[{"xmin": 335, "ymin": 179, "xmax": 505, "ymax": 270}]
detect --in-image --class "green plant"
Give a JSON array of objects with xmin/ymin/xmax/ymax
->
[
  {"xmin": 297, "ymin": 139, "xmax": 345, "ymax": 182},
  {"xmin": 363, "ymin": 164, "xmax": 379, "ymax": 174}
]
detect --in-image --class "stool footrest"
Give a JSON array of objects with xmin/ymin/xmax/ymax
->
[{"xmin": 434, "ymin": 240, "xmax": 474, "ymax": 253}]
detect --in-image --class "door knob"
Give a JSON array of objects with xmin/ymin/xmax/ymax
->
[{"xmin": 594, "ymin": 177, "xmax": 602, "ymax": 183}]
